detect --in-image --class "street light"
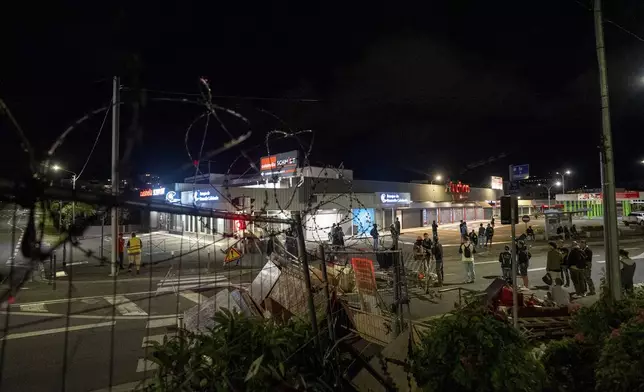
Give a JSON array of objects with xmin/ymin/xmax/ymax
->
[
  {"xmin": 430, "ymin": 174, "xmax": 443, "ymax": 185},
  {"xmin": 538, "ymin": 182, "xmax": 561, "ymax": 209},
  {"xmin": 51, "ymin": 164, "xmax": 78, "ymax": 225},
  {"xmin": 555, "ymin": 170, "xmax": 572, "ymax": 194}
]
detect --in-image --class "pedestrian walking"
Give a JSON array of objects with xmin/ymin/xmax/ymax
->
[
  {"xmin": 459, "ymin": 238, "xmax": 476, "ymax": 283},
  {"xmin": 432, "ymin": 220, "xmax": 438, "ymax": 242},
  {"xmin": 370, "ymin": 223, "xmax": 379, "ymax": 250},
  {"xmin": 478, "ymin": 223, "xmax": 486, "ymax": 249},
  {"xmin": 619, "ymin": 249, "xmax": 636, "ymax": 292},
  {"xmin": 127, "ymin": 232, "xmax": 143, "ymax": 274},
  {"xmin": 433, "ymin": 238, "xmax": 444, "ymax": 285},
  {"xmin": 498, "ymin": 245, "xmax": 513, "ymax": 283},
  {"xmin": 568, "ymin": 241, "xmax": 587, "ymax": 296},
  {"xmin": 485, "ymin": 224, "xmax": 494, "ymax": 247},
  {"xmin": 394, "ymin": 217, "xmax": 401, "ymax": 237},
  {"xmin": 546, "ymin": 241, "xmax": 562, "ymax": 286},
  {"xmin": 580, "ymin": 240, "xmax": 596, "ymax": 295},
  {"xmin": 118, "ymin": 233, "xmax": 125, "ymax": 270}
]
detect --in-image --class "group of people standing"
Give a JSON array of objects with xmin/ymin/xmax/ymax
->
[
  {"xmin": 460, "ymin": 220, "xmax": 495, "ymax": 248},
  {"xmin": 497, "ymin": 241, "xmax": 532, "ymax": 289},
  {"xmin": 328, "ymin": 223, "xmax": 345, "ymax": 248},
  {"xmin": 545, "ymin": 240, "xmax": 595, "ymax": 297},
  {"xmin": 413, "ymin": 233, "xmax": 445, "ymax": 284}
]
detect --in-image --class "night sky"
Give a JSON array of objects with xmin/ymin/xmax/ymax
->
[{"xmin": 2, "ymin": 1, "xmax": 644, "ymax": 189}]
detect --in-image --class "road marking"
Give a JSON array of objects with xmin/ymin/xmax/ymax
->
[
  {"xmin": 142, "ymin": 333, "xmax": 175, "ymax": 347},
  {"xmin": 65, "ymin": 261, "xmax": 89, "ymax": 267},
  {"xmin": 474, "ymin": 260, "xmax": 498, "ymax": 265},
  {"xmin": 180, "ymin": 291, "xmax": 207, "ymax": 304},
  {"xmin": 19, "ymin": 303, "xmax": 47, "ymax": 313},
  {"xmin": 104, "ymin": 295, "xmax": 148, "ymax": 316},
  {"xmin": 1, "ymin": 321, "xmax": 116, "ymax": 341},
  {"xmin": 136, "ymin": 358, "xmax": 158, "ymax": 372},
  {"xmin": 1, "ymin": 311, "xmax": 178, "ymax": 320},
  {"xmin": 146, "ymin": 317, "xmax": 177, "ymax": 329},
  {"xmin": 528, "ymin": 267, "xmax": 546, "ymax": 272}
]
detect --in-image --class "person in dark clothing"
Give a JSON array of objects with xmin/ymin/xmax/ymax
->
[
  {"xmin": 571, "ymin": 224, "xmax": 579, "ymax": 240},
  {"xmin": 558, "ymin": 240, "xmax": 571, "ymax": 287},
  {"xmin": 422, "ymin": 233, "xmax": 433, "ymax": 261},
  {"xmin": 526, "ymin": 226, "xmax": 535, "ymax": 241},
  {"xmin": 485, "ymin": 224, "xmax": 494, "ymax": 247},
  {"xmin": 568, "ymin": 242, "xmax": 587, "ymax": 296},
  {"xmin": 469, "ymin": 230, "xmax": 478, "ymax": 247},
  {"xmin": 499, "ymin": 245, "xmax": 513, "ymax": 283},
  {"xmin": 433, "ymin": 238, "xmax": 444, "ymax": 285},
  {"xmin": 478, "ymin": 223, "xmax": 486, "ymax": 249},
  {"xmin": 370, "ymin": 224, "xmax": 379, "ymax": 251},
  {"xmin": 556, "ymin": 225, "xmax": 564, "ymax": 239},
  {"xmin": 517, "ymin": 241, "xmax": 531, "ymax": 289},
  {"xmin": 390, "ymin": 224, "xmax": 399, "ymax": 250},
  {"xmin": 619, "ymin": 249, "xmax": 636, "ymax": 292},
  {"xmin": 432, "ymin": 220, "xmax": 438, "ymax": 241},
  {"xmin": 563, "ymin": 226, "xmax": 571, "ymax": 240},
  {"xmin": 394, "ymin": 217, "xmax": 401, "ymax": 237},
  {"xmin": 266, "ymin": 234, "xmax": 275, "ymax": 257},
  {"xmin": 580, "ymin": 240, "xmax": 596, "ymax": 295}
]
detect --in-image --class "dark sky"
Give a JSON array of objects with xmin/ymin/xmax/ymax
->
[{"xmin": 2, "ymin": 0, "xmax": 644, "ymax": 189}]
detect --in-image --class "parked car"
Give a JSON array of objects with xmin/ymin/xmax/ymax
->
[{"xmin": 623, "ymin": 212, "xmax": 644, "ymax": 226}]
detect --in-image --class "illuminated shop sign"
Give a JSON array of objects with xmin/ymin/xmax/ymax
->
[
  {"xmin": 165, "ymin": 191, "xmax": 180, "ymax": 203},
  {"xmin": 376, "ymin": 192, "xmax": 411, "ymax": 204},
  {"xmin": 140, "ymin": 187, "xmax": 166, "ymax": 197},
  {"xmin": 491, "ymin": 176, "xmax": 503, "ymax": 190},
  {"xmin": 194, "ymin": 190, "xmax": 219, "ymax": 202},
  {"xmin": 446, "ymin": 181, "xmax": 470, "ymax": 194},
  {"xmin": 260, "ymin": 150, "xmax": 298, "ymax": 177}
]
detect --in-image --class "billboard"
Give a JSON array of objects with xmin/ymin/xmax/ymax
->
[
  {"xmin": 510, "ymin": 164, "xmax": 529, "ymax": 181},
  {"xmin": 352, "ymin": 208, "xmax": 375, "ymax": 235},
  {"xmin": 376, "ymin": 192, "xmax": 411, "ymax": 206},
  {"xmin": 491, "ymin": 176, "xmax": 503, "ymax": 190},
  {"xmin": 260, "ymin": 150, "xmax": 298, "ymax": 177}
]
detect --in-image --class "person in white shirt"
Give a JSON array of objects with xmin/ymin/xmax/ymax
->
[
  {"xmin": 551, "ymin": 277, "xmax": 570, "ymax": 306},
  {"xmin": 459, "ymin": 238, "xmax": 476, "ymax": 283}
]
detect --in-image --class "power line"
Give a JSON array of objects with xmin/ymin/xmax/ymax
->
[
  {"xmin": 121, "ymin": 87, "xmax": 320, "ymax": 102},
  {"xmin": 76, "ymin": 102, "xmax": 111, "ymax": 180},
  {"xmin": 573, "ymin": 0, "xmax": 644, "ymax": 43}
]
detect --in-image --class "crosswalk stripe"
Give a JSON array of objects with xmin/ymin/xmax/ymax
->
[
  {"xmin": 146, "ymin": 317, "xmax": 177, "ymax": 329},
  {"xmin": 19, "ymin": 303, "xmax": 47, "ymax": 313},
  {"xmin": 156, "ymin": 282, "xmax": 230, "ymax": 293},
  {"xmin": 136, "ymin": 358, "xmax": 158, "ymax": 372},
  {"xmin": 104, "ymin": 295, "xmax": 148, "ymax": 316},
  {"xmin": 180, "ymin": 291, "xmax": 207, "ymax": 304},
  {"xmin": 159, "ymin": 275, "xmax": 227, "ymax": 285}
]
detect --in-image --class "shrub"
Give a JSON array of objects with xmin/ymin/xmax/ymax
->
[
  {"xmin": 141, "ymin": 309, "xmax": 350, "ymax": 391},
  {"xmin": 595, "ymin": 312, "xmax": 644, "ymax": 391},
  {"xmin": 411, "ymin": 307, "xmax": 544, "ymax": 392},
  {"xmin": 540, "ymin": 338, "xmax": 599, "ymax": 392},
  {"xmin": 570, "ymin": 292, "xmax": 642, "ymax": 343}
]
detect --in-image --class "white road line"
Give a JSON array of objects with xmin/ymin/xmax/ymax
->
[
  {"xmin": 1, "ymin": 321, "xmax": 116, "ymax": 341},
  {"xmin": 156, "ymin": 282, "xmax": 231, "ymax": 293},
  {"xmin": 19, "ymin": 303, "xmax": 47, "ymax": 313},
  {"xmin": 474, "ymin": 260, "xmax": 498, "ymax": 265},
  {"xmin": 528, "ymin": 267, "xmax": 546, "ymax": 272},
  {"xmin": 180, "ymin": 291, "xmax": 207, "ymax": 305},
  {"xmin": 146, "ymin": 317, "xmax": 177, "ymax": 329},
  {"xmin": 136, "ymin": 358, "xmax": 158, "ymax": 372},
  {"xmin": 104, "ymin": 295, "xmax": 148, "ymax": 316},
  {"xmin": 160, "ymin": 275, "xmax": 227, "ymax": 284},
  {"xmin": 0, "ymin": 311, "xmax": 177, "ymax": 320}
]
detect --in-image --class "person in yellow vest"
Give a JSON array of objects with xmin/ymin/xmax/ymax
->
[{"xmin": 127, "ymin": 232, "xmax": 143, "ymax": 274}]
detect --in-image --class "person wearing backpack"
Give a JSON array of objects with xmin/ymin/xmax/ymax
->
[
  {"xmin": 498, "ymin": 245, "xmax": 513, "ymax": 283},
  {"xmin": 546, "ymin": 241, "xmax": 563, "ymax": 287},
  {"xmin": 459, "ymin": 238, "xmax": 476, "ymax": 283},
  {"xmin": 433, "ymin": 238, "xmax": 444, "ymax": 286}
]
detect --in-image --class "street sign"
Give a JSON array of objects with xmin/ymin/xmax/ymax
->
[
  {"xmin": 522, "ymin": 215, "xmax": 531, "ymax": 223},
  {"xmin": 510, "ymin": 164, "xmax": 530, "ymax": 181},
  {"xmin": 224, "ymin": 247, "xmax": 242, "ymax": 263}
]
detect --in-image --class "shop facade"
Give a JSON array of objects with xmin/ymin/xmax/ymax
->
[{"xmin": 555, "ymin": 191, "xmax": 644, "ymax": 218}]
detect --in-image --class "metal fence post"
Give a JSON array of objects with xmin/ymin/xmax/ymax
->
[
  {"xmin": 318, "ymin": 245, "xmax": 334, "ymax": 342},
  {"xmin": 392, "ymin": 251, "xmax": 401, "ymax": 336},
  {"xmin": 293, "ymin": 212, "xmax": 319, "ymax": 344}
]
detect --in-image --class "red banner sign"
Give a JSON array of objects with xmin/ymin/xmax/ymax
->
[
  {"xmin": 139, "ymin": 189, "xmax": 153, "ymax": 197},
  {"xmin": 351, "ymin": 258, "xmax": 377, "ymax": 296}
]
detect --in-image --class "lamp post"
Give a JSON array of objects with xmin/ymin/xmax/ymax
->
[
  {"xmin": 538, "ymin": 182, "xmax": 561, "ymax": 209},
  {"xmin": 430, "ymin": 174, "xmax": 442, "ymax": 185},
  {"xmin": 52, "ymin": 165, "xmax": 78, "ymax": 225},
  {"xmin": 555, "ymin": 170, "xmax": 571, "ymax": 194}
]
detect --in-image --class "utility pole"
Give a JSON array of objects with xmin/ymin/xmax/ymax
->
[
  {"xmin": 109, "ymin": 76, "xmax": 120, "ymax": 277},
  {"xmin": 510, "ymin": 196, "xmax": 518, "ymax": 328},
  {"xmin": 594, "ymin": 0, "xmax": 621, "ymax": 301}
]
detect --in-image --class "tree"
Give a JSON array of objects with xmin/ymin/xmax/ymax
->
[{"xmin": 49, "ymin": 201, "xmax": 97, "ymax": 228}]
